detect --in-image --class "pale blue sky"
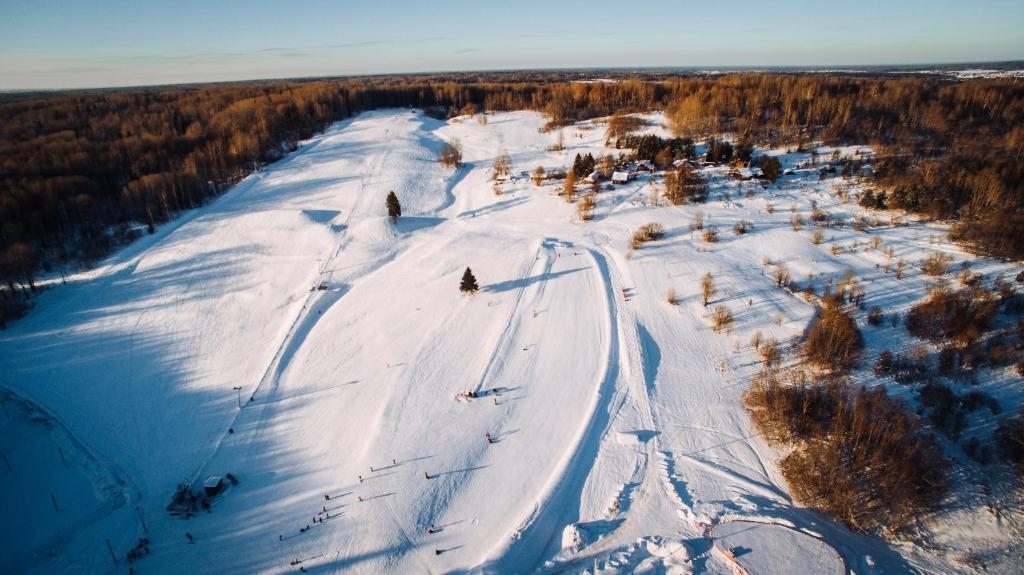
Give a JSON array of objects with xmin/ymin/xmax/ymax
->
[{"xmin": 1, "ymin": 0, "xmax": 1022, "ymax": 89}]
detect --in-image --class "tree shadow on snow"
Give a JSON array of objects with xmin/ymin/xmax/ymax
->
[
  {"xmin": 395, "ymin": 216, "xmax": 444, "ymax": 234},
  {"xmin": 456, "ymin": 196, "xmax": 529, "ymax": 219},
  {"xmin": 484, "ymin": 267, "xmax": 587, "ymax": 294}
]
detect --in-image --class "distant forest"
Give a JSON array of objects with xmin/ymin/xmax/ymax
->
[{"xmin": 1, "ymin": 72, "xmax": 1022, "ymax": 324}]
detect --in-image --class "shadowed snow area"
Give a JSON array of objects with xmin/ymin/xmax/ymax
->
[{"xmin": 1, "ymin": 109, "xmax": 1021, "ymax": 574}]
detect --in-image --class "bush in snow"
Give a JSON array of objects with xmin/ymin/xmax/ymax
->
[
  {"xmin": 492, "ymin": 148, "xmax": 511, "ymax": 181},
  {"xmin": 920, "ymin": 252, "xmax": 953, "ymax": 277},
  {"xmin": 867, "ymin": 306, "xmax": 884, "ymax": 326},
  {"xmin": 438, "ymin": 139, "xmax": 463, "ymax": 168},
  {"xmin": 665, "ymin": 287, "xmax": 677, "ymax": 305},
  {"xmin": 759, "ymin": 156, "xmax": 782, "ymax": 182},
  {"xmin": 576, "ymin": 192, "xmax": 596, "ymax": 221},
  {"xmin": 689, "ymin": 210, "xmax": 704, "ymax": 231},
  {"xmin": 918, "ymin": 382, "xmax": 999, "ymax": 440},
  {"xmin": 906, "ymin": 284, "xmax": 996, "ymax": 347},
  {"xmin": 711, "ymin": 305, "xmax": 733, "ymax": 333},
  {"xmin": 531, "ymin": 166, "xmax": 546, "ymax": 186},
  {"xmin": 804, "ymin": 298, "xmax": 863, "ymax": 371},
  {"xmin": 772, "ymin": 263, "xmax": 791, "ymax": 288},
  {"xmin": 759, "ymin": 338, "xmax": 780, "ymax": 368},
  {"xmin": 630, "ymin": 223, "xmax": 665, "ymax": 250},
  {"xmin": 996, "ymin": 409, "xmax": 1024, "ymax": 476}
]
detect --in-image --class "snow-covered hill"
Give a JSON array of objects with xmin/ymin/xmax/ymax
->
[{"xmin": 1, "ymin": 109, "xmax": 1020, "ymax": 574}]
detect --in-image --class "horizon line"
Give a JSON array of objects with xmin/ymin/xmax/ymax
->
[{"xmin": 3, "ymin": 59, "xmax": 1023, "ymax": 95}]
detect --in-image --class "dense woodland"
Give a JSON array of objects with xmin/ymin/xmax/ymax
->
[{"xmin": 1, "ymin": 72, "xmax": 1022, "ymax": 325}]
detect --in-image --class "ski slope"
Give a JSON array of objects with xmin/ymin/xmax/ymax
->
[{"xmin": 1, "ymin": 109, "xmax": 1021, "ymax": 574}]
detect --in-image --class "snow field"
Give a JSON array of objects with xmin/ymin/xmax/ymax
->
[{"xmin": 1, "ymin": 108, "xmax": 1021, "ymax": 574}]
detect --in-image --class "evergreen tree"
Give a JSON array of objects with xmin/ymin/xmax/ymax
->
[
  {"xmin": 735, "ymin": 140, "xmax": 755, "ymax": 163},
  {"xmin": 655, "ymin": 147, "xmax": 673, "ymax": 169},
  {"xmin": 705, "ymin": 140, "xmax": 734, "ymax": 164},
  {"xmin": 761, "ymin": 156, "xmax": 782, "ymax": 182},
  {"xmin": 460, "ymin": 267, "xmax": 479, "ymax": 293},
  {"xmin": 859, "ymin": 189, "xmax": 877, "ymax": 209},
  {"xmin": 582, "ymin": 153, "xmax": 596, "ymax": 176},
  {"xmin": 386, "ymin": 191, "xmax": 401, "ymax": 223},
  {"xmin": 572, "ymin": 153, "xmax": 584, "ymax": 177}
]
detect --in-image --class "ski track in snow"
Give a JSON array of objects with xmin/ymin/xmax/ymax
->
[
  {"xmin": 2, "ymin": 109, "xmax": 1022, "ymax": 575},
  {"xmin": 476, "ymin": 246, "xmax": 620, "ymax": 572}
]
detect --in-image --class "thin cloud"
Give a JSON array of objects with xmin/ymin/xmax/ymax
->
[{"xmin": 85, "ymin": 36, "xmax": 452, "ymax": 67}]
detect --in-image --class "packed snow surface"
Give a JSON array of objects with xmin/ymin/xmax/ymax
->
[{"xmin": 1, "ymin": 110, "xmax": 1021, "ymax": 574}]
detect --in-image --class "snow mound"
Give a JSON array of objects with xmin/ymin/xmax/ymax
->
[
  {"xmin": 347, "ymin": 215, "xmax": 400, "ymax": 247},
  {"xmin": 713, "ymin": 521, "xmax": 844, "ymax": 575}
]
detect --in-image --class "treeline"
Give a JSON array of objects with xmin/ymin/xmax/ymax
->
[
  {"xmin": 1, "ymin": 82, "xmax": 351, "ymax": 259},
  {"xmin": 257, "ymin": 74, "xmax": 1024, "ymax": 262},
  {"xmin": 2, "ymin": 73, "xmax": 1022, "ymax": 323}
]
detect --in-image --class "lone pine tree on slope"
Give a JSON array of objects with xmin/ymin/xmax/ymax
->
[
  {"xmin": 460, "ymin": 267, "xmax": 479, "ymax": 294},
  {"xmin": 386, "ymin": 191, "xmax": 401, "ymax": 223}
]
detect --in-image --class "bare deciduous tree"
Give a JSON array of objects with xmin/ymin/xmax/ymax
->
[
  {"xmin": 701, "ymin": 271, "xmax": 716, "ymax": 307},
  {"xmin": 492, "ymin": 147, "xmax": 511, "ymax": 181},
  {"xmin": 563, "ymin": 170, "xmax": 576, "ymax": 203},
  {"xmin": 439, "ymin": 138, "xmax": 463, "ymax": 168},
  {"xmin": 531, "ymin": 166, "xmax": 546, "ymax": 186}
]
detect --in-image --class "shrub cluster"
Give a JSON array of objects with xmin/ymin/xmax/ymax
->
[
  {"xmin": 438, "ymin": 140, "xmax": 463, "ymax": 168},
  {"xmin": 874, "ymin": 349, "xmax": 932, "ymax": 384},
  {"xmin": 996, "ymin": 409, "xmax": 1024, "ymax": 474},
  {"xmin": 920, "ymin": 252, "xmax": 953, "ymax": 277},
  {"xmin": 745, "ymin": 372, "xmax": 948, "ymax": 533},
  {"xmin": 918, "ymin": 382, "xmax": 1000, "ymax": 440},
  {"xmin": 629, "ymin": 223, "xmax": 665, "ymax": 249},
  {"xmin": 804, "ymin": 299, "xmax": 863, "ymax": 371},
  {"xmin": 906, "ymin": 285, "xmax": 996, "ymax": 346}
]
